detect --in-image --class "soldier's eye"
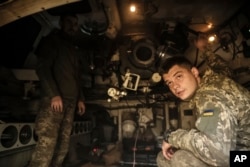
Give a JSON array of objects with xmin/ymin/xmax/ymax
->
[
  {"xmin": 166, "ymin": 81, "xmax": 172, "ymax": 86},
  {"xmin": 176, "ymin": 74, "xmax": 183, "ymax": 80}
]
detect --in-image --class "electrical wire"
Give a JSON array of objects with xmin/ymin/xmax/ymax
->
[{"xmin": 132, "ymin": 128, "xmax": 140, "ymax": 167}]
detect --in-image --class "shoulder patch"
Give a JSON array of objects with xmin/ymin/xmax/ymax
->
[{"xmin": 203, "ymin": 109, "xmax": 214, "ymax": 116}]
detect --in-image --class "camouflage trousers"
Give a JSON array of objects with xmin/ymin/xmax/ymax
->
[
  {"xmin": 29, "ymin": 97, "xmax": 76, "ymax": 167},
  {"xmin": 156, "ymin": 150, "xmax": 211, "ymax": 167}
]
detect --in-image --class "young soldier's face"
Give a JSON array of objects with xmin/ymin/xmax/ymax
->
[{"xmin": 162, "ymin": 65, "xmax": 200, "ymax": 100}]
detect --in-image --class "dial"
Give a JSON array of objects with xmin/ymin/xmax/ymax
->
[{"xmin": 107, "ymin": 88, "xmax": 117, "ymax": 97}]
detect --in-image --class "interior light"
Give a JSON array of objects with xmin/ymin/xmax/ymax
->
[
  {"xmin": 130, "ymin": 5, "xmax": 136, "ymax": 12},
  {"xmin": 207, "ymin": 23, "xmax": 213, "ymax": 29},
  {"xmin": 208, "ymin": 34, "xmax": 216, "ymax": 42}
]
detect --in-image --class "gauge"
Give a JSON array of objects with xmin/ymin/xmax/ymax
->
[{"xmin": 107, "ymin": 88, "xmax": 117, "ymax": 97}]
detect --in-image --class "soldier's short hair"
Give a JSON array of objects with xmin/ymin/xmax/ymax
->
[{"xmin": 160, "ymin": 56, "xmax": 194, "ymax": 75}]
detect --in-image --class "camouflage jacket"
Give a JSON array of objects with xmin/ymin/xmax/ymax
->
[
  {"xmin": 168, "ymin": 69, "xmax": 250, "ymax": 166},
  {"xmin": 200, "ymin": 49, "xmax": 234, "ymax": 78}
]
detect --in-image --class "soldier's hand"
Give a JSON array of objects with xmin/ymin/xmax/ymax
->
[
  {"xmin": 77, "ymin": 101, "xmax": 86, "ymax": 116},
  {"xmin": 51, "ymin": 96, "xmax": 63, "ymax": 112},
  {"xmin": 162, "ymin": 140, "xmax": 175, "ymax": 160}
]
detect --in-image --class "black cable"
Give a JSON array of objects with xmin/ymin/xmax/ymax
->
[{"xmin": 194, "ymin": 48, "xmax": 199, "ymax": 66}]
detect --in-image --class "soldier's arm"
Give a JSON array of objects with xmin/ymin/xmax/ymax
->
[
  {"xmin": 201, "ymin": 49, "xmax": 234, "ymax": 78},
  {"xmin": 195, "ymin": 35, "xmax": 234, "ymax": 78}
]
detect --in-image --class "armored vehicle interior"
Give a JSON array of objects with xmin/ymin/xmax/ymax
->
[{"xmin": 0, "ymin": 0, "xmax": 250, "ymax": 166}]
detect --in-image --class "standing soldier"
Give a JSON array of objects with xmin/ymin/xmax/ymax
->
[{"xmin": 29, "ymin": 13, "xmax": 86, "ymax": 167}]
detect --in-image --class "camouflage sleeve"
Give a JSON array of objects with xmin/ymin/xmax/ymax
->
[
  {"xmin": 201, "ymin": 49, "xmax": 233, "ymax": 78},
  {"xmin": 168, "ymin": 92, "xmax": 237, "ymax": 166}
]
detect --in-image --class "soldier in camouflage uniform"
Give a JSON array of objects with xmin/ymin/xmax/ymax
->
[
  {"xmin": 156, "ymin": 36, "xmax": 250, "ymax": 167},
  {"xmin": 195, "ymin": 34, "xmax": 234, "ymax": 78},
  {"xmin": 29, "ymin": 14, "xmax": 86, "ymax": 167}
]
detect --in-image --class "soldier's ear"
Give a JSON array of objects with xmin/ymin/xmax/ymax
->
[{"xmin": 191, "ymin": 67, "xmax": 199, "ymax": 78}]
